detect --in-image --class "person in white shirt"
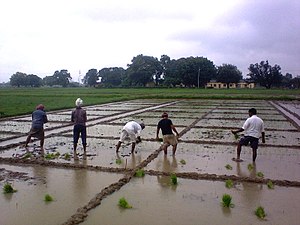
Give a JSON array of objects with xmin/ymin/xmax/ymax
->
[
  {"xmin": 231, "ymin": 108, "xmax": 265, "ymax": 162},
  {"xmin": 116, "ymin": 121, "xmax": 145, "ymax": 153}
]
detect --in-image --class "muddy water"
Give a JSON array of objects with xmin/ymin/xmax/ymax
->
[
  {"xmin": 81, "ymin": 176, "xmax": 300, "ymax": 225},
  {"xmin": 0, "ymin": 99, "xmax": 299, "ymax": 225},
  {"xmin": 0, "ymin": 164, "xmax": 123, "ymax": 225}
]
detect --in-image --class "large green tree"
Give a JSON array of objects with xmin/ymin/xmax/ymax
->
[
  {"xmin": 248, "ymin": 61, "xmax": 282, "ymax": 89},
  {"xmin": 99, "ymin": 67, "xmax": 125, "ymax": 87},
  {"xmin": 10, "ymin": 72, "xmax": 27, "ymax": 87},
  {"xmin": 26, "ymin": 74, "xmax": 42, "ymax": 87},
  {"xmin": 216, "ymin": 64, "xmax": 242, "ymax": 88},
  {"xmin": 83, "ymin": 69, "xmax": 98, "ymax": 87},
  {"xmin": 125, "ymin": 54, "xmax": 163, "ymax": 86},
  {"xmin": 163, "ymin": 56, "xmax": 216, "ymax": 87}
]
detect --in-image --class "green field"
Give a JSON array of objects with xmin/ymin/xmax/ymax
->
[{"xmin": 0, "ymin": 87, "xmax": 299, "ymax": 118}]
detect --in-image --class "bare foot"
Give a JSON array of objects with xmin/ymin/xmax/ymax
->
[{"xmin": 232, "ymin": 157, "xmax": 243, "ymax": 162}]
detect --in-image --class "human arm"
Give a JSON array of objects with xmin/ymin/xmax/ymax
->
[
  {"xmin": 171, "ymin": 125, "xmax": 179, "ymax": 136},
  {"xmin": 231, "ymin": 128, "xmax": 244, "ymax": 134},
  {"xmin": 156, "ymin": 126, "xmax": 160, "ymax": 140}
]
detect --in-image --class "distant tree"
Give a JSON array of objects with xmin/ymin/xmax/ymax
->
[
  {"xmin": 125, "ymin": 54, "xmax": 163, "ymax": 86},
  {"xmin": 216, "ymin": 64, "xmax": 242, "ymax": 88},
  {"xmin": 54, "ymin": 70, "xmax": 72, "ymax": 87},
  {"xmin": 248, "ymin": 60, "xmax": 283, "ymax": 89},
  {"xmin": 290, "ymin": 76, "xmax": 300, "ymax": 89},
  {"xmin": 163, "ymin": 56, "xmax": 216, "ymax": 87},
  {"xmin": 27, "ymin": 74, "xmax": 42, "ymax": 87},
  {"xmin": 99, "ymin": 67, "xmax": 125, "ymax": 87},
  {"xmin": 83, "ymin": 69, "xmax": 98, "ymax": 87},
  {"xmin": 43, "ymin": 75, "xmax": 57, "ymax": 86},
  {"xmin": 10, "ymin": 72, "xmax": 27, "ymax": 87},
  {"xmin": 281, "ymin": 73, "xmax": 293, "ymax": 88}
]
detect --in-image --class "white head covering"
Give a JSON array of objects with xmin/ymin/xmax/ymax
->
[{"xmin": 75, "ymin": 98, "xmax": 83, "ymax": 107}]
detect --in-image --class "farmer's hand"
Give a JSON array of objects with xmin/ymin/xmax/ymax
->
[
  {"xmin": 231, "ymin": 130, "xmax": 237, "ymax": 134},
  {"xmin": 136, "ymin": 136, "xmax": 141, "ymax": 143}
]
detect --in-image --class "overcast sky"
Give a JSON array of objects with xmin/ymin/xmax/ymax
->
[{"xmin": 0, "ymin": 0, "xmax": 299, "ymax": 83}]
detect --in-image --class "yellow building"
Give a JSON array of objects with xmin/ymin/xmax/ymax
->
[{"xmin": 205, "ymin": 80, "xmax": 255, "ymax": 89}]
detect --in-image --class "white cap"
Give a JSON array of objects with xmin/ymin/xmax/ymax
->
[{"xmin": 75, "ymin": 98, "xmax": 83, "ymax": 107}]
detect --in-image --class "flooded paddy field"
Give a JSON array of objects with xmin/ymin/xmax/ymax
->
[{"xmin": 0, "ymin": 99, "xmax": 299, "ymax": 225}]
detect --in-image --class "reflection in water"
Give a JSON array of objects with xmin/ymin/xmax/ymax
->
[
  {"xmin": 236, "ymin": 162, "xmax": 262, "ymax": 206},
  {"xmin": 116, "ymin": 152, "xmax": 142, "ymax": 169},
  {"xmin": 157, "ymin": 155, "xmax": 178, "ymax": 190},
  {"xmin": 74, "ymin": 159, "xmax": 88, "ymax": 202}
]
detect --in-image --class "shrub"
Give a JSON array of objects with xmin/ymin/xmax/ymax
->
[
  {"xmin": 3, "ymin": 183, "xmax": 17, "ymax": 194},
  {"xmin": 255, "ymin": 206, "xmax": 266, "ymax": 219}
]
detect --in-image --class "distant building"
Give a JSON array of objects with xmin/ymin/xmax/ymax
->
[{"xmin": 205, "ymin": 80, "xmax": 255, "ymax": 89}]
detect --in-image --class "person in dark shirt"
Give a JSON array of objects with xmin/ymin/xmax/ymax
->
[
  {"xmin": 156, "ymin": 112, "xmax": 179, "ymax": 155},
  {"xmin": 25, "ymin": 104, "xmax": 48, "ymax": 155},
  {"xmin": 71, "ymin": 98, "xmax": 87, "ymax": 160}
]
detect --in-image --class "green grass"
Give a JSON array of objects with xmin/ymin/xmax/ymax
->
[
  {"xmin": 225, "ymin": 164, "xmax": 233, "ymax": 170},
  {"xmin": 225, "ymin": 179, "xmax": 234, "ymax": 189},
  {"xmin": 170, "ymin": 174, "xmax": 178, "ymax": 185},
  {"xmin": 0, "ymin": 87, "xmax": 299, "ymax": 117}
]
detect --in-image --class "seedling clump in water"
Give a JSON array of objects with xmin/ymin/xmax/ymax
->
[
  {"xmin": 255, "ymin": 206, "xmax": 266, "ymax": 219},
  {"xmin": 44, "ymin": 194, "xmax": 53, "ymax": 202},
  {"xmin": 225, "ymin": 179, "xmax": 234, "ymax": 189},
  {"xmin": 170, "ymin": 174, "xmax": 178, "ymax": 185},
  {"xmin": 267, "ymin": 180, "xmax": 274, "ymax": 189},
  {"xmin": 221, "ymin": 194, "xmax": 234, "ymax": 208},
  {"xmin": 180, "ymin": 159, "xmax": 186, "ymax": 165},
  {"xmin": 118, "ymin": 197, "xmax": 132, "ymax": 209},
  {"xmin": 115, "ymin": 159, "xmax": 122, "ymax": 165},
  {"xmin": 247, "ymin": 163, "xmax": 254, "ymax": 171},
  {"xmin": 256, "ymin": 172, "xmax": 264, "ymax": 178},
  {"xmin": 3, "ymin": 183, "xmax": 17, "ymax": 194},
  {"xmin": 225, "ymin": 164, "xmax": 233, "ymax": 170},
  {"xmin": 134, "ymin": 169, "xmax": 145, "ymax": 177}
]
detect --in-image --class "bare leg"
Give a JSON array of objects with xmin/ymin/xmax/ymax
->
[
  {"xmin": 232, "ymin": 143, "xmax": 243, "ymax": 162},
  {"xmin": 172, "ymin": 144, "xmax": 177, "ymax": 155},
  {"xmin": 252, "ymin": 148, "xmax": 257, "ymax": 162},
  {"xmin": 83, "ymin": 144, "xmax": 87, "ymax": 160},
  {"xmin": 25, "ymin": 135, "xmax": 32, "ymax": 147},
  {"xmin": 163, "ymin": 144, "xmax": 168, "ymax": 155},
  {"xmin": 131, "ymin": 142, "xmax": 136, "ymax": 153},
  {"xmin": 74, "ymin": 143, "xmax": 78, "ymax": 160}
]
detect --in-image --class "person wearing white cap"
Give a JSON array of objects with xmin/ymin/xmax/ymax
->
[{"xmin": 71, "ymin": 98, "xmax": 87, "ymax": 159}]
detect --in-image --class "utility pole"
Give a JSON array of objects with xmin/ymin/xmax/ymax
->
[{"xmin": 198, "ymin": 67, "xmax": 200, "ymax": 88}]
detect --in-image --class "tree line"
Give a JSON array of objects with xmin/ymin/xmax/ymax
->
[{"xmin": 9, "ymin": 54, "xmax": 300, "ymax": 89}]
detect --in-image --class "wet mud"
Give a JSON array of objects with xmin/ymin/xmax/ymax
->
[{"xmin": 0, "ymin": 99, "xmax": 299, "ymax": 225}]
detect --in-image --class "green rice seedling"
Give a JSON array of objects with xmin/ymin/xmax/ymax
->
[
  {"xmin": 45, "ymin": 152, "xmax": 60, "ymax": 160},
  {"xmin": 225, "ymin": 164, "xmax": 233, "ymax": 170},
  {"xmin": 225, "ymin": 179, "xmax": 234, "ymax": 189},
  {"xmin": 22, "ymin": 152, "xmax": 32, "ymax": 159},
  {"xmin": 221, "ymin": 194, "xmax": 234, "ymax": 208},
  {"xmin": 256, "ymin": 172, "xmax": 264, "ymax": 178},
  {"xmin": 255, "ymin": 206, "xmax": 266, "ymax": 219},
  {"xmin": 44, "ymin": 194, "xmax": 53, "ymax": 202},
  {"xmin": 170, "ymin": 174, "xmax": 178, "ymax": 185},
  {"xmin": 233, "ymin": 133, "xmax": 239, "ymax": 140},
  {"xmin": 118, "ymin": 197, "xmax": 132, "ymax": 209},
  {"xmin": 63, "ymin": 153, "xmax": 71, "ymax": 160},
  {"xmin": 180, "ymin": 159, "xmax": 186, "ymax": 165},
  {"xmin": 115, "ymin": 159, "xmax": 122, "ymax": 165},
  {"xmin": 247, "ymin": 163, "xmax": 254, "ymax": 171},
  {"xmin": 3, "ymin": 183, "xmax": 17, "ymax": 194},
  {"xmin": 134, "ymin": 169, "xmax": 145, "ymax": 177},
  {"xmin": 267, "ymin": 180, "xmax": 274, "ymax": 189}
]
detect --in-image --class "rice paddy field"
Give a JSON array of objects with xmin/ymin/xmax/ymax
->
[{"xmin": 0, "ymin": 88, "xmax": 300, "ymax": 225}]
